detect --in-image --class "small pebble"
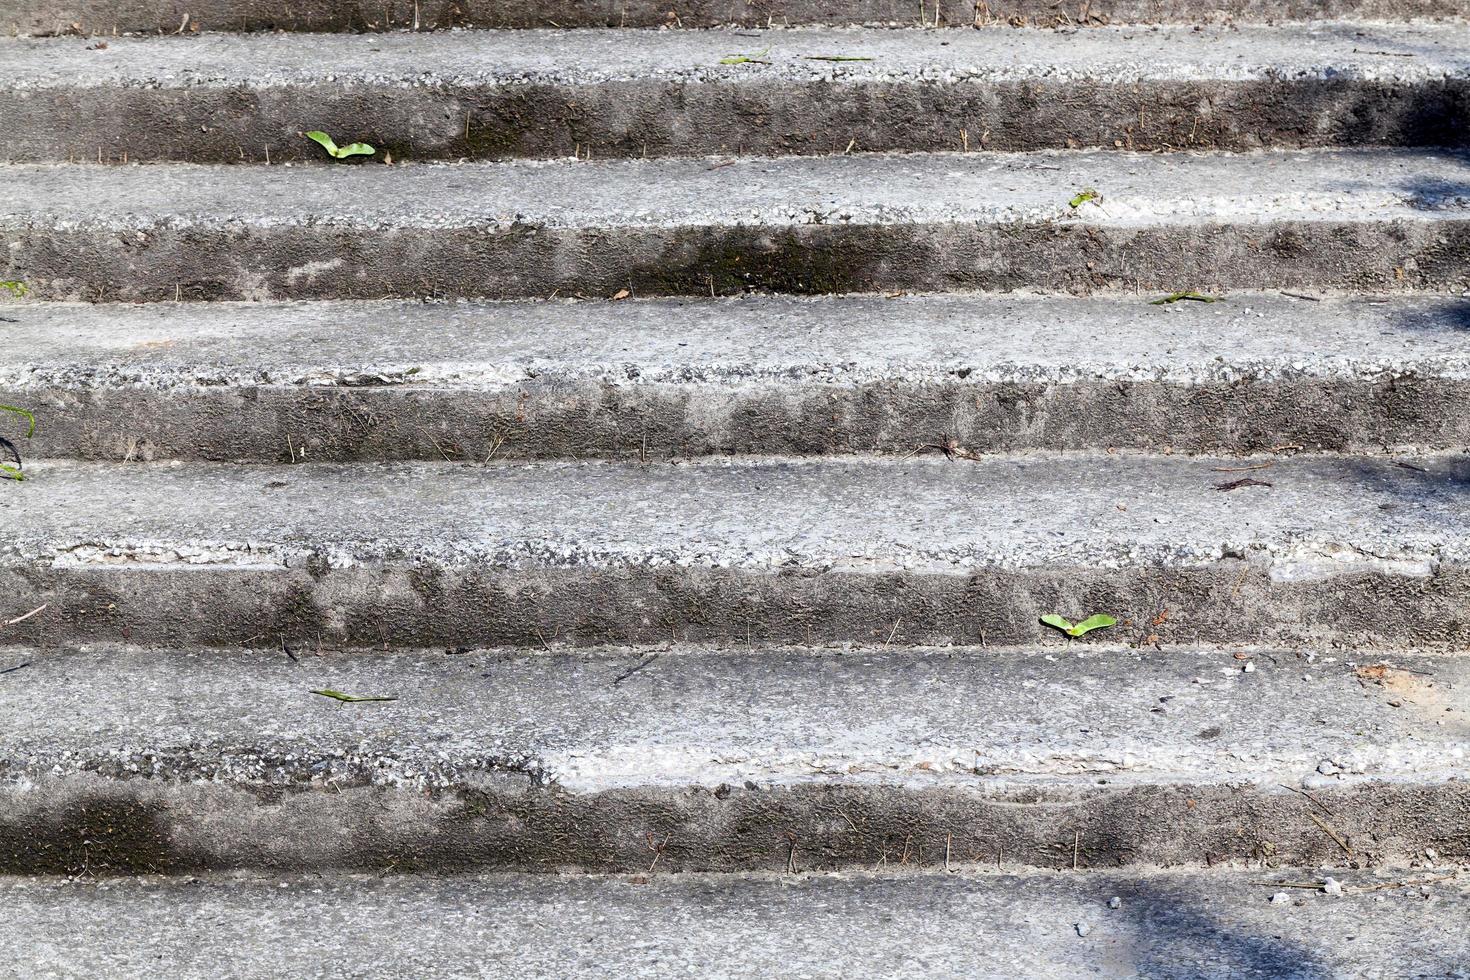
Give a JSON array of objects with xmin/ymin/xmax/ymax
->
[
  {"xmin": 1242, "ymin": 662, "xmax": 1255, "ymax": 673},
  {"xmin": 1323, "ymin": 877, "xmax": 1344, "ymax": 897},
  {"xmin": 1107, "ymin": 896, "xmax": 1122, "ymax": 910},
  {"xmin": 1075, "ymin": 923, "xmax": 1092, "ymax": 937},
  {"xmin": 1270, "ymin": 892, "xmax": 1292, "ymax": 905}
]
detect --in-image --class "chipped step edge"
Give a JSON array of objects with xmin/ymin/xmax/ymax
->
[
  {"xmin": 3, "ymin": 24, "xmax": 1470, "ymax": 161},
  {"xmin": 5, "ymin": 149, "xmax": 1470, "ymax": 301},
  {"xmin": 4, "ymin": 293, "xmax": 1470, "ymax": 460},
  {"xmin": 3, "ymin": 454, "xmax": 1470, "ymax": 649},
  {"xmin": 1, "ymin": 643, "xmax": 1466, "ymax": 873}
]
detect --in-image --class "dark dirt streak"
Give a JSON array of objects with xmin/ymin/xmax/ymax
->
[
  {"xmin": 8, "ymin": 220, "xmax": 1470, "ymax": 305},
  {"xmin": 11, "ymin": 0, "xmax": 1468, "ymax": 33},
  {"xmin": 4, "ymin": 563, "xmax": 1469, "ymax": 652},
  {"xmin": 0, "ymin": 780, "xmax": 1465, "ymax": 874},
  {"xmin": 3, "ymin": 78, "xmax": 1468, "ymax": 163},
  {"xmin": 10, "ymin": 376, "xmax": 1470, "ymax": 462}
]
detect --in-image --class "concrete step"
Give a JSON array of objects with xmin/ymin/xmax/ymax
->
[
  {"xmin": 3, "ymin": 454, "xmax": 1468, "ymax": 649},
  {"xmin": 1, "ymin": 643, "xmax": 1465, "ymax": 873},
  {"xmin": 4, "ymin": 149, "xmax": 1470, "ymax": 302},
  {"xmin": 5, "ymin": 869, "xmax": 1469, "ymax": 979},
  {"xmin": 5, "ymin": 293, "xmax": 1470, "ymax": 462},
  {"xmin": 10, "ymin": 0, "xmax": 1468, "ymax": 34},
  {"xmin": 4, "ymin": 25, "xmax": 1468, "ymax": 162}
]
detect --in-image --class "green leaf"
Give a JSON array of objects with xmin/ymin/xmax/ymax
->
[
  {"xmin": 1041, "ymin": 613, "xmax": 1117, "ymax": 637},
  {"xmin": 311, "ymin": 688, "xmax": 398, "ymax": 703},
  {"xmin": 305, "ymin": 131, "xmax": 339, "ymax": 154},
  {"xmin": 1067, "ymin": 614, "xmax": 1117, "ymax": 637},
  {"xmin": 803, "ymin": 55, "xmax": 874, "ymax": 61},
  {"xmin": 1068, "ymin": 188, "xmax": 1100, "ymax": 208},
  {"xmin": 0, "ymin": 405, "xmax": 36, "ymax": 438},
  {"xmin": 0, "ymin": 281, "xmax": 29, "ymax": 298},
  {"xmin": 1150, "ymin": 291, "xmax": 1222, "ymax": 305},
  {"xmin": 305, "ymin": 130, "xmax": 376, "ymax": 160},
  {"xmin": 1040, "ymin": 614, "xmax": 1075, "ymax": 633},
  {"xmin": 0, "ymin": 405, "xmax": 31, "ymax": 481},
  {"xmin": 719, "ymin": 47, "xmax": 770, "ymax": 65}
]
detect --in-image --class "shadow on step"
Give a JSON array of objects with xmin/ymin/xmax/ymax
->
[
  {"xmin": 1401, "ymin": 173, "xmax": 1470, "ymax": 213},
  {"xmin": 1386, "ymin": 296, "xmax": 1470, "ymax": 333},
  {"xmin": 1340, "ymin": 455, "xmax": 1470, "ymax": 504},
  {"xmin": 1121, "ymin": 881, "xmax": 1331, "ymax": 978}
]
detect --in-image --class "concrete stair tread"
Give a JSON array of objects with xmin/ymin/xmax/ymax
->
[
  {"xmin": 5, "ymin": 149, "xmax": 1469, "ymax": 301},
  {"xmin": 3, "ymin": 869, "xmax": 1469, "ymax": 979},
  {"xmin": 6, "ymin": 293, "xmax": 1469, "ymax": 387},
  {"xmin": 7, "ymin": 23, "xmax": 1467, "ymax": 87},
  {"xmin": 1, "ymin": 643, "xmax": 1465, "ymax": 872},
  {"xmin": 8, "ymin": 149, "xmax": 1467, "ymax": 227},
  {"xmin": 6, "ymin": 454, "xmax": 1468, "ymax": 569},
  {"xmin": 5, "ymin": 643, "xmax": 1463, "ymax": 789},
  {"xmin": 4, "ymin": 24, "xmax": 1469, "ymax": 161},
  {"xmin": 11, "ymin": 0, "xmax": 1470, "ymax": 34}
]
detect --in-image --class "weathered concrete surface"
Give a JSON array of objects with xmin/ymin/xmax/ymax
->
[
  {"xmin": 17, "ymin": 869, "xmax": 1470, "ymax": 978},
  {"xmin": 4, "ymin": 149, "xmax": 1470, "ymax": 301},
  {"xmin": 0, "ymin": 644, "xmax": 1465, "ymax": 873},
  {"xmin": 4, "ymin": 869, "xmax": 1470, "ymax": 978},
  {"xmin": 5, "ymin": 293, "xmax": 1470, "ymax": 461},
  {"xmin": 8, "ymin": 0, "xmax": 1467, "ymax": 33},
  {"xmin": 2, "ymin": 455, "xmax": 1470, "ymax": 649},
  {"xmin": 3, "ymin": 25, "xmax": 1468, "ymax": 161}
]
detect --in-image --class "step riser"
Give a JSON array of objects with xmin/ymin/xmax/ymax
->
[
  {"xmin": 8, "ymin": 378, "xmax": 1470, "ymax": 461},
  {"xmin": 10, "ymin": 0, "xmax": 1463, "ymax": 33},
  {"xmin": 11, "ymin": 221, "xmax": 1470, "ymax": 302},
  {"xmin": 6, "ymin": 563, "xmax": 1467, "ymax": 649},
  {"xmin": 8, "ymin": 80, "xmax": 1468, "ymax": 163},
  {"xmin": 3, "ymin": 779, "xmax": 1461, "ymax": 874}
]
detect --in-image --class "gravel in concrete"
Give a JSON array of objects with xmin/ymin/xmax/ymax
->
[
  {"xmin": 4, "ymin": 868, "xmax": 1469, "ymax": 978},
  {"xmin": 3, "ymin": 24, "xmax": 1467, "ymax": 160},
  {"xmin": 3, "ymin": 149, "xmax": 1469, "ymax": 300},
  {"xmin": 0, "ymin": 643, "xmax": 1465, "ymax": 872},
  {"xmin": 5, "ymin": 292, "xmax": 1470, "ymax": 460},
  {"xmin": 2, "ymin": 454, "xmax": 1469, "ymax": 649},
  {"xmin": 9, "ymin": 0, "xmax": 1469, "ymax": 32}
]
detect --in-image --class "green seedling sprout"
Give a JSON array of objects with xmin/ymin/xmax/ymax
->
[
  {"xmin": 1040, "ymin": 613, "xmax": 1117, "ymax": 638},
  {"xmin": 0, "ymin": 404, "xmax": 36, "ymax": 482},
  {"xmin": 305, "ymin": 131, "xmax": 376, "ymax": 160},
  {"xmin": 0, "ymin": 282, "xmax": 30, "ymax": 298},
  {"xmin": 1069, "ymin": 188, "xmax": 1100, "ymax": 208}
]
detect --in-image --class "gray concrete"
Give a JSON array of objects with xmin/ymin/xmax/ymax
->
[
  {"xmin": 3, "ymin": 25, "xmax": 1468, "ymax": 160},
  {"xmin": 4, "ymin": 869, "xmax": 1470, "ymax": 978},
  {"xmin": 5, "ymin": 292, "xmax": 1470, "ymax": 460},
  {"xmin": 0, "ymin": 643, "xmax": 1465, "ymax": 872},
  {"xmin": 3, "ymin": 149, "xmax": 1469, "ymax": 301},
  {"xmin": 3, "ymin": 454, "xmax": 1470, "ymax": 649},
  {"xmin": 8, "ymin": 0, "xmax": 1468, "ymax": 33}
]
